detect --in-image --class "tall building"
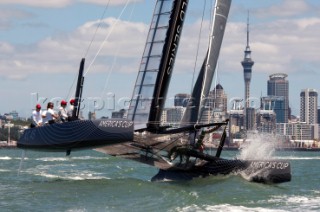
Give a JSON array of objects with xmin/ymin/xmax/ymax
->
[
  {"xmin": 267, "ymin": 73, "xmax": 289, "ymax": 123},
  {"xmin": 300, "ymin": 88, "xmax": 318, "ymax": 124},
  {"xmin": 241, "ymin": 14, "xmax": 254, "ymax": 130},
  {"xmin": 199, "ymin": 84, "xmax": 228, "ymax": 124},
  {"xmin": 258, "ymin": 96, "xmax": 277, "ymax": 133},
  {"xmin": 207, "ymin": 84, "xmax": 228, "ymax": 112},
  {"xmin": 241, "ymin": 14, "xmax": 254, "ymax": 109}
]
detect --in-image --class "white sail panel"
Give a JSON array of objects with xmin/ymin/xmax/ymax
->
[{"xmin": 127, "ymin": 0, "xmax": 175, "ymax": 129}]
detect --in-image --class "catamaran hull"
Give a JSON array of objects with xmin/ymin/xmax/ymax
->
[
  {"xmin": 17, "ymin": 119, "xmax": 134, "ymax": 151},
  {"xmin": 151, "ymin": 158, "xmax": 291, "ymax": 184}
]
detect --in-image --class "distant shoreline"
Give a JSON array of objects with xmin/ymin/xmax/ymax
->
[
  {"xmin": 210, "ymin": 146, "xmax": 320, "ymax": 152},
  {"xmin": 0, "ymin": 141, "xmax": 17, "ymax": 149},
  {"xmin": 1, "ymin": 142, "xmax": 320, "ymax": 152}
]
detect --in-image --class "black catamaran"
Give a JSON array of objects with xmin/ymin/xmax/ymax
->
[{"xmin": 18, "ymin": 0, "xmax": 291, "ymax": 183}]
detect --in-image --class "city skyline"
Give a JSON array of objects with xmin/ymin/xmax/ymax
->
[{"xmin": 0, "ymin": 0, "xmax": 320, "ymax": 118}]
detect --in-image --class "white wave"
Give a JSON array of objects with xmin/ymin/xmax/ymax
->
[
  {"xmin": 36, "ymin": 157, "xmax": 70, "ymax": 162},
  {"xmin": 189, "ymin": 191, "xmax": 199, "ymax": 199},
  {"xmin": 31, "ymin": 170, "xmax": 110, "ymax": 181},
  {"xmin": 0, "ymin": 156, "xmax": 12, "ymax": 160},
  {"xmin": 175, "ymin": 204, "xmax": 287, "ymax": 212},
  {"xmin": 36, "ymin": 156, "xmax": 108, "ymax": 162},
  {"xmin": 0, "ymin": 169, "xmax": 10, "ymax": 172},
  {"xmin": 269, "ymin": 194, "xmax": 320, "ymax": 211},
  {"xmin": 70, "ymin": 156, "xmax": 109, "ymax": 160},
  {"xmin": 237, "ymin": 133, "xmax": 276, "ymax": 160},
  {"xmin": 275, "ymin": 156, "xmax": 320, "ymax": 160}
]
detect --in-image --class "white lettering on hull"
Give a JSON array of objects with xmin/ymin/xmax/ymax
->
[
  {"xmin": 249, "ymin": 161, "xmax": 289, "ymax": 170},
  {"xmin": 98, "ymin": 120, "xmax": 133, "ymax": 128}
]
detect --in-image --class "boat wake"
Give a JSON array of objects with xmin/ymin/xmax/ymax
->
[
  {"xmin": 237, "ymin": 133, "xmax": 276, "ymax": 160},
  {"xmin": 235, "ymin": 133, "xmax": 290, "ymax": 183}
]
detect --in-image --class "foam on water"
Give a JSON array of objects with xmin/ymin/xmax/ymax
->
[
  {"xmin": 23, "ymin": 166, "xmax": 109, "ymax": 181},
  {"xmin": 0, "ymin": 156, "xmax": 12, "ymax": 160},
  {"xmin": 36, "ymin": 156, "xmax": 109, "ymax": 162},
  {"xmin": 276, "ymin": 156, "xmax": 320, "ymax": 160},
  {"xmin": 237, "ymin": 133, "xmax": 276, "ymax": 160},
  {"xmin": 176, "ymin": 204, "xmax": 287, "ymax": 212},
  {"xmin": 268, "ymin": 194, "xmax": 320, "ymax": 211}
]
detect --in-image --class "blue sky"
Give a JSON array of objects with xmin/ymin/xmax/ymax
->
[{"xmin": 0, "ymin": 0, "xmax": 320, "ymax": 118}]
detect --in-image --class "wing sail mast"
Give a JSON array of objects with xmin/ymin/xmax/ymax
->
[
  {"xmin": 181, "ymin": 0, "xmax": 232, "ymax": 125},
  {"xmin": 127, "ymin": 0, "xmax": 189, "ymax": 131}
]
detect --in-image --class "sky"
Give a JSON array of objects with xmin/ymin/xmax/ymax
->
[{"xmin": 0, "ymin": 0, "xmax": 319, "ymax": 119}]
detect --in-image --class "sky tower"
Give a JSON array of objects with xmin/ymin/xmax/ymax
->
[{"xmin": 242, "ymin": 12, "xmax": 254, "ymax": 109}]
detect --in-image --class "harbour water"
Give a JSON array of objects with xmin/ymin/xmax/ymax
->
[{"xmin": 0, "ymin": 148, "xmax": 319, "ymax": 212}]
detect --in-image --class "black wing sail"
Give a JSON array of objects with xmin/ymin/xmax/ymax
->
[{"xmin": 181, "ymin": 0, "xmax": 232, "ymax": 126}]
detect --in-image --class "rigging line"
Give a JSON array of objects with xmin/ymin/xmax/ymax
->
[
  {"xmin": 84, "ymin": 0, "xmax": 131, "ymax": 76},
  {"xmin": 83, "ymin": 0, "xmax": 111, "ymax": 58},
  {"xmin": 100, "ymin": 48, "xmax": 119, "ymax": 98},
  {"xmin": 190, "ymin": 0, "xmax": 207, "ymax": 93},
  {"xmin": 65, "ymin": 0, "xmax": 111, "ymax": 101},
  {"xmin": 100, "ymin": 2, "xmax": 137, "ymax": 99}
]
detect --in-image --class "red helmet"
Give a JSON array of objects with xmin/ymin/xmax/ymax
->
[
  {"xmin": 61, "ymin": 100, "xmax": 67, "ymax": 105},
  {"xmin": 36, "ymin": 104, "xmax": 41, "ymax": 109},
  {"xmin": 70, "ymin": 99, "xmax": 75, "ymax": 104}
]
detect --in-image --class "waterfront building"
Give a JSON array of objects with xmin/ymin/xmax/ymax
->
[
  {"xmin": 300, "ymin": 88, "xmax": 318, "ymax": 124},
  {"xmin": 257, "ymin": 110, "xmax": 276, "ymax": 134},
  {"xmin": 276, "ymin": 122, "xmax": 319, "ymax": 147},
  {"xmin": 9, "ymin": 110, "xmax": 19, "ymax": 120},
  {"xmin": 111, "ymin": 109, "xmax": 126, "ymax": 119},
  {"xmin": 267, "ymin": 73, "xmax": 289, "ymax": 123},
  {"xmin": 88, "ymin": 111, "xmax": 96, "ymax": 120},
  {"xmin": 257, "ymin": 96, "xmax": 284, "ymax": 129},
  {"xmin": 228, "ymin": 98, "xmax": 245, "ymax": 142},
  {"xmin": 199, "ymin": 84, "xmax": 228, "ymax": 124},
  {"xmin": 161, "ymin": 107, "xmax": 185, "ymax": 127},
  {"xmin": 207, "ymin": 84, "xmax": 228, "ymax": 113},
  {"xmin": 174, "ymin": 93, "xmax": 190, "ymax": 107}
]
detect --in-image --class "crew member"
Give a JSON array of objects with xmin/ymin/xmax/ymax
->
[
  {"xmin": 59, "ymin": 100, "xmax": 68, "ymax": 122},
  {"xmin": 31, "ymin": 104, "xmax": 43, "ymax": 128},
  {"xmin": 42, "ymin": 102, "xmax": 59, "ymax": 124}
]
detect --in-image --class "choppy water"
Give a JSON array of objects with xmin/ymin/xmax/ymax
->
[{"xmin": 0, "ymin": 148, "xmax": 320, "ymax": 212}]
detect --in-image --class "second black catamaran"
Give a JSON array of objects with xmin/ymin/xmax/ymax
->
[{"xmin": 18, "ymin": 0, "xmax": 291, "ymax": 183}]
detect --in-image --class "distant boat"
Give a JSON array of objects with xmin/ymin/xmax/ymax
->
[{"xmin": 18, "ymin": 0, "xmax": 291, "ymax": 183}]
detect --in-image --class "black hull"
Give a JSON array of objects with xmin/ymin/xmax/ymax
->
[
  {"xmin": 151, "ymin": 158, "xmax": 291, "ymax": 184},
  {"xmin": 18, "ymin": 119, "xmax": 134, "ymax": 151}
]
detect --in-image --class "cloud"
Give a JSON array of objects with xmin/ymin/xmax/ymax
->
[
  {"xmin": 80, "ymin": 0, "xmax": 144, "ymax": 6},
  {"xmin": 254, "ymin": 0, "xmax": 310, "ymax": 18},
  {"xmin": 0, "ymin": 0, "xmax": 73, "ymax": 8},
  {"xmin": 1, "ymin": 1, "xmax": 320, "ymax": 86},
  {"xmin": 218, "ymin": 15, "xmax": 320, "ymax": 75},
  {"xmin": 0, "ymin": 17, "xmax": 148, "ymax": 80},
  {"xmin": 0, "ymin": 8, "xmax": 34, "ymax": 30},
  {"xmin": 0, "ymin": 0, "xmax": 143, "ymax": 8}
]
